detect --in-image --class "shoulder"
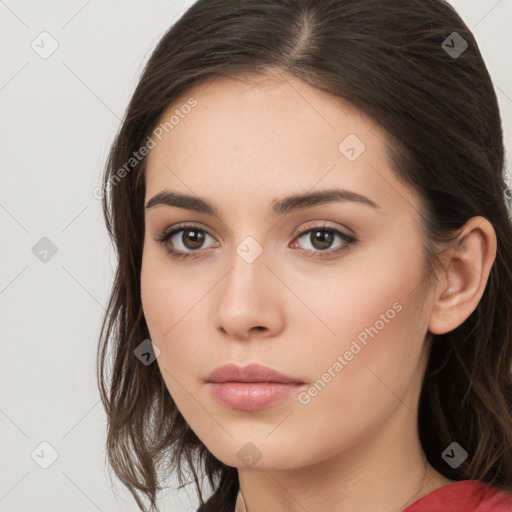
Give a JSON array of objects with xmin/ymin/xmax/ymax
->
[
  {"xmin": 475, "ymin": 480, "xmax": 512, "ymax": 512},
  {"xmin": 405, "ymin": 479, "xmax": 512, "ymax": 512}
]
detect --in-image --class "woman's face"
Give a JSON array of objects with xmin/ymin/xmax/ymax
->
[{"xmin": 141, "ymin": 71, "xmax": 436, "ymax": 470}]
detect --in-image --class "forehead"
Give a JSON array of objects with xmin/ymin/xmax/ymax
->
[
  {"xmin": 144, "ymin": 72, "xmax": 422, "ymax": 221},
  {"xmin": 147, "ymin": 71, "xmax": 375, "ymax": 167}
]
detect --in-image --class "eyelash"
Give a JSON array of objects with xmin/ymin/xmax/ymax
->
[{"xmin": 155, "ymin": 222, "xmax": 357, "ymax": 261}]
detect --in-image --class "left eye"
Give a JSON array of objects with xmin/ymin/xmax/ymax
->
[{"xmin": 291, "ymin": 226, "xmax": 356, "ymax": 256}]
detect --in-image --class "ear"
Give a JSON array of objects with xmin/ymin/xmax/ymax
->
[{"xmin": 428, "ymin": 216, "xmax": 497, "ymax": 335}]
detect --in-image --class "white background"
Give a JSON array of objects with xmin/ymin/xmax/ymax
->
[{"xmin": 1, "ymin": 1, "xmax": 511, "ymax": 511}]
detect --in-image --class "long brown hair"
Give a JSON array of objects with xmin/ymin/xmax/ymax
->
[{"xmin": 96, "ymin": 1, "xmax": 512, "ymax": 510}]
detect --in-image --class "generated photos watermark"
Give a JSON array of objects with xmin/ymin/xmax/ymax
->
[
  {"xmin": 93, "ymin": 97, "xmax": 198, "ymax": 200},
  {"xmin": 298, "ymin": 301, "xmax": 403, "ymax": 405}
]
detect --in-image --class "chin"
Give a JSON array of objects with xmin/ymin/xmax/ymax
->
[{"xmin": 200, "ymin": 435, "xmax": 309, "ymax": 471}]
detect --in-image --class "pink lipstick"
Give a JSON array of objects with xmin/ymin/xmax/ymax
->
[{"xmin": 205, "ymin": 363, "xmax": 305, "ymax": 411}]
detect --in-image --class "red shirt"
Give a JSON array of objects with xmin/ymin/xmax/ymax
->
[
  {"xmin": 404, "ymin": 479, "xmax": 512, "ymax": 511},
  {"xmin": 197, "ymin": 479, "xmax": 512, "ymax": 511}
]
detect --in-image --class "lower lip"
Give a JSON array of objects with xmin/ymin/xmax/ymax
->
[{"xmin": 207, "ymin": 382, "xmax": 304, "ymax": 410}]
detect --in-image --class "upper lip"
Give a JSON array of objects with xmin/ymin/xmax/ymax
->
[{"xmin": 206, "ymin": 363, "xmax": 304, "ymax": 384}]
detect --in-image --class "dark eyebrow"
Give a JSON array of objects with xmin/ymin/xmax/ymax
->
[
  {"xmin": 271, "ymin": 188, "xmax": 380, "ymax": 215},
  {"xmin": 145, "ymin": 188, "xmax": 380, "ymax": 216}
]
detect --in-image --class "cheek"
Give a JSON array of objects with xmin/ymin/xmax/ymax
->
[
  {"xmin": 282, "ymin": 231, "xmax": 425, "ymax": 356},
  {"xmin": 140, "ymin": 248, "xmax": 210, "ymax": 377},
  {"xmin": 267, "ymin": 291, "xmax": 429, "ymax": 468},
  {"xmin": 141, "ymin": 246, "xmax": 193, "ymax": 335},
  {"xmin": 287, "ymin": 239, "xmax": 429, "ymax": 409},
  {"xmin": 296, "ymin": 291, "xmax": 425, "ymax": 409}
]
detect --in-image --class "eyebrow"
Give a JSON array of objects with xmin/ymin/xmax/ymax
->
[{"xmin": 145, "ymin": 188, "xmax": 380, "ymax": 216}]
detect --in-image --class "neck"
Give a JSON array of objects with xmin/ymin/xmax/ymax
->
[{"xmin": 237, "ymin": 400, "xmax": 452, "ymax": 512}]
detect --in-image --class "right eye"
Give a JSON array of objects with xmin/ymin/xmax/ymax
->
[{"xmin": 156, "ymin": 223, "xmax": 219, "ymax": 260}]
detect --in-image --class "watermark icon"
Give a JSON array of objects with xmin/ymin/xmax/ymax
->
[
  {"xmin": 441, "ymin": 32, "xmax": 468, "ymax": 59},
  {"xmin": 93, "ymin": 97, "xmax": 198, "ymax": 200},
  {"xmin": 31, "ymin": 31, "xmax": 59, "ymax": 59},
  {"xmin": 298, "ymin": 301, "xmax": 403, "ymax": 405},
  {"xmin": 31, "ymin": 441, "xmax": 59, "ymax": 469},
  {"xmin": 338, "ymin": 133, "xmax": 366, "ymax": 162},
  {"xmin": 236, "ymin": 236, "xmax": 263, "ymax": 264},
  {"xmin": 32, "ymin": 237, "xmax": 58, "ymax": 263},
  {"xmin": 134, "ymin": 338, "xmax": 161, "ymax": 365},
  {"xmin": 442, "ymin": 441, "xmax": 468, "ymax": 468},
  {"xmin": 237, "ymin": 442, "xmax": 263, "ymax": 468}
]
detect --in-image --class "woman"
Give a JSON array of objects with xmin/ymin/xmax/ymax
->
[{"xmin": 96, "ymin": 1, "xmax": 512, "ymax": 511}]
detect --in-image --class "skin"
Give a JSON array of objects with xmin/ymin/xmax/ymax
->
[{"xmin": 140, "ymin": 69, "xmax": 497, "ymax": 512}]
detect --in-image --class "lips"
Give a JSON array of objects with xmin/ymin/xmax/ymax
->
[
  {"xmin": 205, "ymin": 363, "xmax": 305, "ymax": 411},
  {"xmin": 205, "ymin": 362, "xmax": 304, "ymax": 384}
]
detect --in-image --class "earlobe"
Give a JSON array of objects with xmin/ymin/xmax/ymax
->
[{"xmin": 428, "ymin": 216, "xmax": 497, "ymax": 336}]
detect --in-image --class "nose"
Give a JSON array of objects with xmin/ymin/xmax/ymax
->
[{"xmin": 213, "ymin": 244, "xmax": 286, "ymax": 341}]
